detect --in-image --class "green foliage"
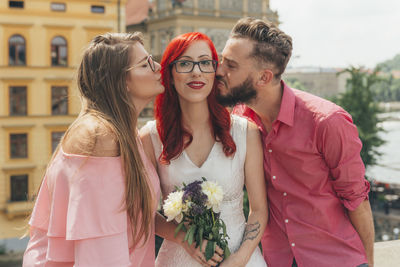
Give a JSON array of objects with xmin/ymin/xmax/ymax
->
[
  {"xmin": 285, "ymin": 77, "xmax": 307, "ymax": 91},
  {"xmin": 243, "ymin": 187, "xmax": 249, "ymax": 220},
  {"xmin": 335, "ymin": 67, "xmax": 385, "ymax": 168},
  {"xmin": 376, "ymin": 53, "xmax": 400, "ymax": 73},
  {"xmin": 175, "ymin": 206, "xmax": 230, "ymax": 261},
  {"xmin": 371, "ymin": 74, "xmax": 400, "ymax": 102},
  {"xmin": 372, "ymin": 53, "xmax": 400, "ymax": 101}
]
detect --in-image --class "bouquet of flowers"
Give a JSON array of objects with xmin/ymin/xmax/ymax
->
[{"xmin": 163, "ymin": 177, "xmax": 230, "ymax": 261}]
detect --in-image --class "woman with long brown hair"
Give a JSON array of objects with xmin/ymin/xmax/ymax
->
[{"xmin": 23, "ymin": 32, "xmax": 164, "ymax": 266}]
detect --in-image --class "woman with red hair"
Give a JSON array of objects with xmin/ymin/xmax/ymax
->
[{"xmin": 140, "ymin": 32, "xmax": 268, "ymax": 267}]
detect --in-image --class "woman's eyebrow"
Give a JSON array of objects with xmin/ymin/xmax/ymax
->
[{"xmin": 178, "ymin": 54, "xmax": 211, "ymax": 60}]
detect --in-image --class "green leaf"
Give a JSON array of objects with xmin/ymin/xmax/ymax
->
[
  {"xmin": 224, "ymin": 245, "xmax": 231, "ymax": 259},
  {"xmin": 188, "ymin": 225, "xmax": 197, "ymax": 245},
  {"xmin": 221, "ymin": 220, "xmax": 227, "ymax": 237},
  {"xmin": 212, "ymin": 226, "xmax": 219, "ymax": 238},
  {"xmin": 198, "ymin": 227, "xmax": 204, "ymax": 249},
  {"xmin": 205, "ymin": 241, "xmax": 216, "ymax": 261},
  {"xmin": 174, "ymin": 222, "xmax": 184, "ymax": 238},
  {"xmin": 184, "ymin": 227, "xmax": 191, "ymax": 242},
  {"xmin": 181, "ymin": 224, "xmax": 187, "ymax": 232}
]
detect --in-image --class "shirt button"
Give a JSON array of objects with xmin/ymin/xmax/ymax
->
[
  {"xmin": 285, "ymin": 219, "xmax": 289, "ymax": 223},
  {"xmin": 268, "ymin": 149, "xmax": 272, "ymax": 153},
  {"xmin": 291, "ymin": 243, "xmax": 295, "ymax": 247},
  {"xmin": 283, "ymin": 192, "xmax": 287, "ymax": 196},
  {"xmin": 272, "ymin": 176, "xmax": 276, "ymax": 179}
]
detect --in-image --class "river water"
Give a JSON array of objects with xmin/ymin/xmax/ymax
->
[{"xmin": 367, "ymin": 111, "xmax": 400, "ymax": 185}]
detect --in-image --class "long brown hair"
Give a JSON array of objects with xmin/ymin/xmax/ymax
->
[{"xmin": 55, "ymin": 33, "xmax": 153, "ymax": 246}]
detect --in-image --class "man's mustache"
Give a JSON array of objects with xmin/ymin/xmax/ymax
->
[{"xmin": 216, "ymin": 75, "xmax": 227, "ymax": 87}]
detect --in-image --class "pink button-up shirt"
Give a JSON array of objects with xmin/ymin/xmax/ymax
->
[{"xmin": 233, "ymin": 81, "xmax": 370, "ymax": 267}]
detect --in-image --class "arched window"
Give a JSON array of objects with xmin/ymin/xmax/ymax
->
[
  {"xmin": 9, "ymin": 34, "xmax": 26, "ymax": 65},
  {"xmin": 51, "ymin": 36, "xmax": 67, "ymax": 66}
]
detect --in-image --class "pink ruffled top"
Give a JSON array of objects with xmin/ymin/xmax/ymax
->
[{"xmin": 23, "ymin": 140, "xmax": 160, "ymax": 267}]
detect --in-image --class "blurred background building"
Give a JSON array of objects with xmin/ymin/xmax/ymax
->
[
  {"xmin": 127, "ymin": 0, "xmax": 278, "ymax": 61},
  {"xmin": 283, "ymin": 67, "xmax": 351, "ymax": 99}
]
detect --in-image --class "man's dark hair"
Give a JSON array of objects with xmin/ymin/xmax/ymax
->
[{"xmin": 231, "ymin": 17, "xmax": 293, "ymax": 79}]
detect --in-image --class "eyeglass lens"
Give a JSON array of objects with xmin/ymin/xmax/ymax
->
[{"xmin": 174, "ymin": 60, "xmax": 217, "ymax": 73}]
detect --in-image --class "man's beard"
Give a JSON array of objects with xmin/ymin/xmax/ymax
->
[{"xmin": 216, "ymin": 76, "xmax": 257, "ymax": 107}]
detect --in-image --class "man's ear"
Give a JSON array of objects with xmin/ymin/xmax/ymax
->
[{"xmin": 256, "ymin": 69, "xmax": 274, "ymax": 86}]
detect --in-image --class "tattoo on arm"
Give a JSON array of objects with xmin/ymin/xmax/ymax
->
[{"xmin": 241, "ymin": 222, "xmax": 261, "ymax": 244}]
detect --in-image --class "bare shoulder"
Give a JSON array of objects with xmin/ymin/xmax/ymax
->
[
  {"xmin": 246, "ymin": 120, "xmax": 261, "ymax": 139},
  {"xmin": 245, "ymin": 120, "xmax": 262, "ymax": 158},
  {"xmin": 62, "ymin": 115, "xmax": 119, "ymax": 157},
  {"xmin": 139, "ymin": 122, "xmax": 152, "ymax": 140},
  {"xmin": 139, "ymin": 122, "xmax": 157, "ymax": 167}
]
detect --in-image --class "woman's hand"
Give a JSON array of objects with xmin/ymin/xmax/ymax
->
[
  {"xmin": 218, "ymin": 253, "xmax": 245, "ymax": 267},
  {"xmin": 181, "ymin": 239, "xmax": 224, "ymax": 267},
  {"xmin": 155, "ymin": 214, "xmax": 224, "ymax": 266}
]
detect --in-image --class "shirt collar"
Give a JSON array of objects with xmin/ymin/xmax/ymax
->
[
  {"xmin": 276, "ymin": 80, "xmax": 295, "ymax": 127},
  {"xmin": 232, "ymin": 80, "xmax": 295, "ymax": 131}
]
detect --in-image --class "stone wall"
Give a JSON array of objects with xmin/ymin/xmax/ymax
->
[{"xmin": 374, "ymin": 240, "xmax": 400, "ymax": 266}]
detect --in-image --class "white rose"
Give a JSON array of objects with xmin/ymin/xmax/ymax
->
[
  {"xmin": 163, "ymin": 191, "xmax": 184, "ymax": 223},
  {"xmin": 201, "ymin": 181, "xmax": 223, "ymax": 213}
]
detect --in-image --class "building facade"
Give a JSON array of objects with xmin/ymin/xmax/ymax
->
[
  {"xmin": 283, "ymin": 67, "xmax": 350, "ymax": 99},
  {"xmin": 0, "ymin": 0, "xmax": 126, "ymax": 250},
  {"xmin": 127, "ymin": 0, "xmax": 278, "ymax": 59}
]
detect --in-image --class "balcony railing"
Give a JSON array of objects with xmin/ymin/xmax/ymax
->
[{"xmin": 5, "ymin": 201, "xmax": 34, "ymax": 219}]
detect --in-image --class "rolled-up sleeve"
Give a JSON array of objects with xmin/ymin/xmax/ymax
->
[{"xmin": 317, "ymin": 111, "xmax": 370, "ymax": 211}]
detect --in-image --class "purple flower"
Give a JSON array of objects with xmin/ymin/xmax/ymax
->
[
  {"xmin": 191, "ymin": 203, "xmax": 205, "ymax": 216},
  {"xmin": 182, "ymin": 180, "xmax": 208, "ymax": 209}
]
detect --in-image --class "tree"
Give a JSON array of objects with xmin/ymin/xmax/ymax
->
[
  {"xmin": 373, "ymin": 53, "xmax": 400, "ymax": 101},
  {"xmin": 335, "ymin": 67, "xmax": 385, "ymax": 168},
  {"xmin": 376, "ymin": 53, "xmax": 400, "ymax": 73}
]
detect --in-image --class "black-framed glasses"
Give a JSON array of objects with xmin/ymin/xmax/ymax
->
[
  {"xmin": 171, "ymin": 59, "xmax": 217, "ymax": 73},
  {"xmin": 127, "ymin": 55, "xmax": 156, "ymax": 72}
]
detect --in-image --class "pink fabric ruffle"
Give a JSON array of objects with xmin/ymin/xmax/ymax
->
[{"xmin": 24, "ymin": 144, "xmax": 159, "ymax": 267}]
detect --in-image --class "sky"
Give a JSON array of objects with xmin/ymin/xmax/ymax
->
[{"xmin": 269, "ymin": 0, "xmax": 400, "ymax": 68}]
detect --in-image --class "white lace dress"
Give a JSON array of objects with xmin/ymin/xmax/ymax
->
[{"xmin": 144, "ymin": 115, "xmax": 267, "ymax": 267}]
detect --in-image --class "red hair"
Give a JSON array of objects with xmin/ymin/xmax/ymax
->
[{"xmin": 155, "ymin": 32, "xmax": 236, "ymax": 164}]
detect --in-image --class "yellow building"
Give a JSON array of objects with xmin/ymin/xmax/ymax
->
[{"xmin": 0, "ymin": 0, "xmax": 126, "ymax": 250}]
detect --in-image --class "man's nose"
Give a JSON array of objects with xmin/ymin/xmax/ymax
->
[
  {"xmin": 216, "ymin": 64, "xmax": 224, "ymax": 77},
  {"xmin": 155, "ymin": 62, "xmax": 161, "ymax": 72}
]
